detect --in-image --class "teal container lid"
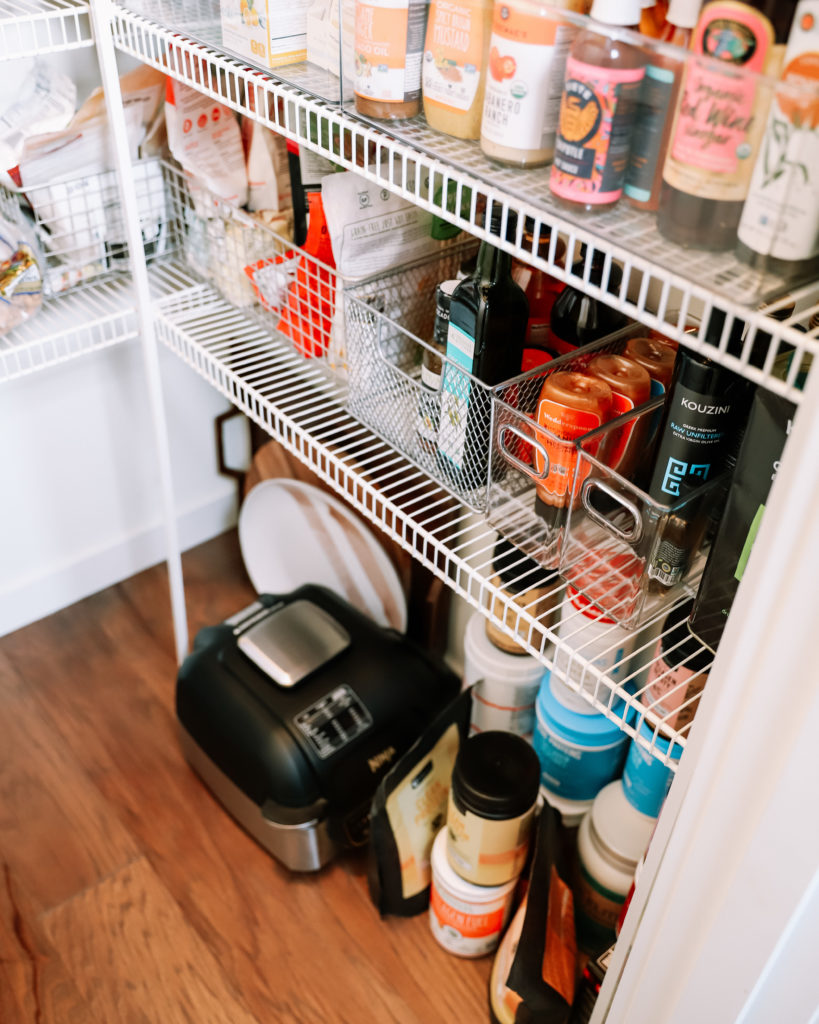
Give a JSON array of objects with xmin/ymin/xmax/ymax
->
[
  {"xmin": 635, "ymin": 717, "xmax": 685, "ymax": 762},
  {"xmin": 537, "ymin": 672, "xmax": 634, "ymax": 747}
]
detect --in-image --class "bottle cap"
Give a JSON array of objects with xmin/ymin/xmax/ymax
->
[
  {"xmin": 591, "ymin": 0, "xmax": 642, "ymax": 26},
  {"xmin": 667, "ymin": 0, "xmax": 701, "ymax": 29}
]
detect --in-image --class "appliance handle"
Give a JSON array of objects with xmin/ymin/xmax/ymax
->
[{"xmin": 581, "ymin": 478, "xmax": 644, "ymax": 543}]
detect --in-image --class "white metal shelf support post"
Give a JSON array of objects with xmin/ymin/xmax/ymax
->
[
  {"xmin": 592, "ymin": 358, "xmax": 819, "ymax": 1023},
  {"xmin": 89, "ymin": 0, "xmax": 189, "ymax": 664}
]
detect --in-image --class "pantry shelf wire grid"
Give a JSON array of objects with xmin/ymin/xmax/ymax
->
[
  {"xmin": 111, "ymin": 0, "xmax": 819, "ymax": 403},
  {"xmin": 151, "ymin": 260, "xmax": 710, "ymax": 768},
  {"xmin": 1, "ymin": 0, "xmax": 92, "ymax": 57},
  {"xmin": 0, "ymin": 258, "xmax": 202, "ymax": 382}
]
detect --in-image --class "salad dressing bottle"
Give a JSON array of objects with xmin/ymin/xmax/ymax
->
[{"xmin": 550, "ymin": 0, "xmax": 646, "ymax": 210}]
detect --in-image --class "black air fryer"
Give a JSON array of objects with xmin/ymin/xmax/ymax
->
[{"xmin": 176, "ymin": 585, "xmax": 460, "ymax": 871}]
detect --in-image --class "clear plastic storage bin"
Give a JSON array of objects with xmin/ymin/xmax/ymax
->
[
  {"xmin": 558, "ymin": 401, "xmax": 726, "ymax": 629},
  {"xmin": 488, "ymin": 324, "xmax": 652, "ymax": 568}
]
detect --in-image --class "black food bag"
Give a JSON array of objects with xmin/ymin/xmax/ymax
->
[{"xmin": 689, "ymin": 389, "xmax": 797, "ymax": 651}]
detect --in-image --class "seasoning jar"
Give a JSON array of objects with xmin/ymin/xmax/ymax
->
[
  {"xmin": 533, "ymin": 671, "xmax": 631, "ymax": 803},
  {"xmin": 621, "ymin": 718, "xmax": 683, "ymax": 818},
  {"xmin": 446, "ymin": 731, "xmax": 541, "ymax": 886},
  {"xmin": 464, "ymin": 612, "xmax": 545, "ymax": 738},
  {"xmin": 429, "ymin": 828, "xmax": 517, "ymax": 958},
  {"xmin": 486, "ymin": 538, "xmax": 562, "ymax": 654},
  {"xmin": 641, "ymin": 599, "xmax": 711, "ymax": 732},
  {"xmin": 552, "ymin": 587, "xmax": 637, "ymax": 699},
  {"xmin": 575, "ymin": 780, "xmax": 656, "ymax": 953}
]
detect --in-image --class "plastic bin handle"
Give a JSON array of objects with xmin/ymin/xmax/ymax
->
[
  {"xmin": 498, "ymin": 424, "xmax": 549, "ymax": 480},
  {"xmin": 581, "ymin": 478, "xmax": 644, "ymax": 544}
]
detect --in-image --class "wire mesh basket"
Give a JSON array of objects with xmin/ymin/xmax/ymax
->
[{"xmin": 0, "ymin": 158, "xmax": 169, "ymax": 298}]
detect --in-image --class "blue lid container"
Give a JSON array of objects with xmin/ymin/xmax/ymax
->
[
  {"xmin": 622, "ymin": 718, "xmax": 684, "ymax": 818},
  {"xmin": 533, "ymin": 672, "xmax": 632, "ymax": 803}
]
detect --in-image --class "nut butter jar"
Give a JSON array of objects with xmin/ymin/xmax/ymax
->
[
  {"xmin": 486, "ymin": 539, "xmax": 562, "ymax": 654},
  {"xmin": 446, "ymin": 731, "xmax": 541, "ymax": 887}
]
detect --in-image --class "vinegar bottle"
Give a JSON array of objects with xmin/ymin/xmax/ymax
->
[
  {"xmin": 656, "ymin": 1, "xmax": 794, "ymax": 249},
  {"xmin": 437, "ymin": 211, "xmax": 528, "ymax": 490},
  {"xmin": 624, "ymin": 0, "xmax": 702, "ymax": 210},
  {"xmin": 549, "ymin": 249, "xmax": 628, "ymax": 355},
  {"xmin": 550, "ymin": 0, "xmax": 646, "ymax": 211}
]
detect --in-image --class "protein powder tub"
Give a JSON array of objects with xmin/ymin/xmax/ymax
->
[
  {"xmin": 553, "ymin": 587, "xmax": 636, "ymax": 700},
  {"xmin": 575, "ymin": 779, "xmax": 655, "ymax": 953},
  {"xmin": 429, "ymin": 827, "xmax": 517, "ymax": 958},
  {"xmin": 486, "ymin": 538, "xmax": 562, "ymax": 654},
  {"xmin": 621, "ymin": 718, "xmax": 683, "ymax": 818},
  {"xmin": 446, "ymin": 731, "xmax": 541, "ymax": 886},
  {"xmin": 464, "ymin": 612, "xmax": 544, "ymax": 738},
  {"xmin": 533, "ymin": 671, "xmax": 631, "ymax": 802}
]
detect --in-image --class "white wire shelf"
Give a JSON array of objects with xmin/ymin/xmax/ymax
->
[
  {"xmin": 0, "ymin": 259, "xmax": 197, "ymax": 382},
  {"xmin": 151, "ymin": 263, "xmax": 717, "ymax": 770},
  {"xmin": 110, "ymin": 1, "xmax": 819, "ymax": 404},
  {"xmin": 1, "ymin": 0, "xmax": 92, "ymax": 57}
]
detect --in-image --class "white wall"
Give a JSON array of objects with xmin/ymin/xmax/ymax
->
[{"xmin": 0, "ymin": 342, "xmax": 238, "ymax": 636}]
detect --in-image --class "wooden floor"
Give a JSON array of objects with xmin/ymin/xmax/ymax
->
[{"xmin": 0, "ymin": 532, "xmax": 492, "ymax": 1024}]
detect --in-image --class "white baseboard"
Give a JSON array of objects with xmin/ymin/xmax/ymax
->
[{"xmin": 0, "ymin": 490, "xmax": 238, "ymax": 638}]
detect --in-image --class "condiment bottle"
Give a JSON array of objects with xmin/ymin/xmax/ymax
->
[
  {"xmin": 511, "ymin": 223, "xmax": 566, "ymax": 373},
  {"xmin": 657, "ymin": 1, "xmax": 788, "ymax": 249},
  {"xmin": 479, "ymin": 0, "xmax": 589, "ymax": 167},
  {"xmin": 446, "ymin": 730, "xmax": 541, "ymax": 886},
  {"xmin": 354, "ymin": 0, "xmax": 428, "ymax": 120},
  {"xmin": 623, "ymin": 335, "xmax": 678, "ymax": 392},
  {"xmin": 437, "ymin": 210, "xmax": 528, "ymax": 491},
  {"xmin": 736, "ymin": 0, "xmax": 819, "ymax": 282},
  {"xmin": 587, "ymin": 353, "xmax": 651, "ymax": 478},
  {"xmin": 422, "ymin": 0, "xmax": 493, "ymax": 140},
  {"xmin": 641, "ymin": 598, "xmax": 712, "ymax": 730},
  {"xmin": 534, "ymin": 372, "xmax": 613, "ymax": 526},
  {"xmin": 550, "ymin": 0, "xmax": 646, "ymax": 210},
  {"xmin": 624, "ymin": 0, "xmax": 702, "ymax": 211},
  {"xmin": 645, "ymin": 348, "xmax": 754, "ymax": 590},
  {"xmin": 549, "ymin": 250, "xmax": 628, "ymax": 355},
  {"xmin": 417, "ymin": 279, "xmax": 459, "ymax": 454}
]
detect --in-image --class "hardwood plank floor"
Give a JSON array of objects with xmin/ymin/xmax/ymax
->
[{"xmin": 0, "ymin": 532, "xmax": 492, "ymax": 1024}]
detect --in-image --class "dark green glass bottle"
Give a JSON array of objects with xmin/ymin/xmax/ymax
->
[{"xmin": 437, "ymin": 211, "xmax": 528, "ymax": 493}]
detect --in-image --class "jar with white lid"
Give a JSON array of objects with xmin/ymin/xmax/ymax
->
[
  {"xmin": 533, "ymin": 671, "xmax": 631, "ymax": 803},
  {"xmin": 429, "ymin": 827, "xmax": 517, "ymax": 958},
  {"xmin": 464, "ymin": 611, "xmax": 544, "ymax": 738},
  {"xmin": 553, "ymin": 587, "xmax": 637, "ymax": 706},
  {"xmin": 575, "ymin": 779, "xmax": 656, "ymax": 953}
]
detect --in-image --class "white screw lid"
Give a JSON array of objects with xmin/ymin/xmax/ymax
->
[
  {"xmin": 667, "ymin": 0, "xmax": 702, "ymax": 29},
  {"xmin": 590, "ymin": 0, "xmax": 643, "ymax": 25}
]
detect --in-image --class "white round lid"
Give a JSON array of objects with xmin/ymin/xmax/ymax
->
[
  {"xmin": 591, "ymin": 0, "xmax": 643, "ymax": 25},
  {"xmin": 432, "ymin": 828, "xmax": 518, "ymax": 901},
  {"xmin": 667, "ymin": 0, "xmax": 701, "ymax": 29},
  {"xmin": 591, "ymin": 780, "xmax": 657, "ymax": 865},
  {"xmin": 465, "ymin": 612, "xmax": 545, "ymax": 683},
  {"xmin": 539, "ymin": 785, "xmax": 593, "ymax": 828}
]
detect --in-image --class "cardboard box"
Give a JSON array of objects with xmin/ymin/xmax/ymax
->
[{"xmin": 220, "ymin": 0, "xmax": 311, "ymax": 68}]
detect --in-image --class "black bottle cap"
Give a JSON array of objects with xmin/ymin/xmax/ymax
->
[
  {"xmin": 451, "ymin": 731, "xmax": 541, "ymax": 820},
  {"xmin": 493, "ymin": 538, "xmax": 558, "ymax": 593}
]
